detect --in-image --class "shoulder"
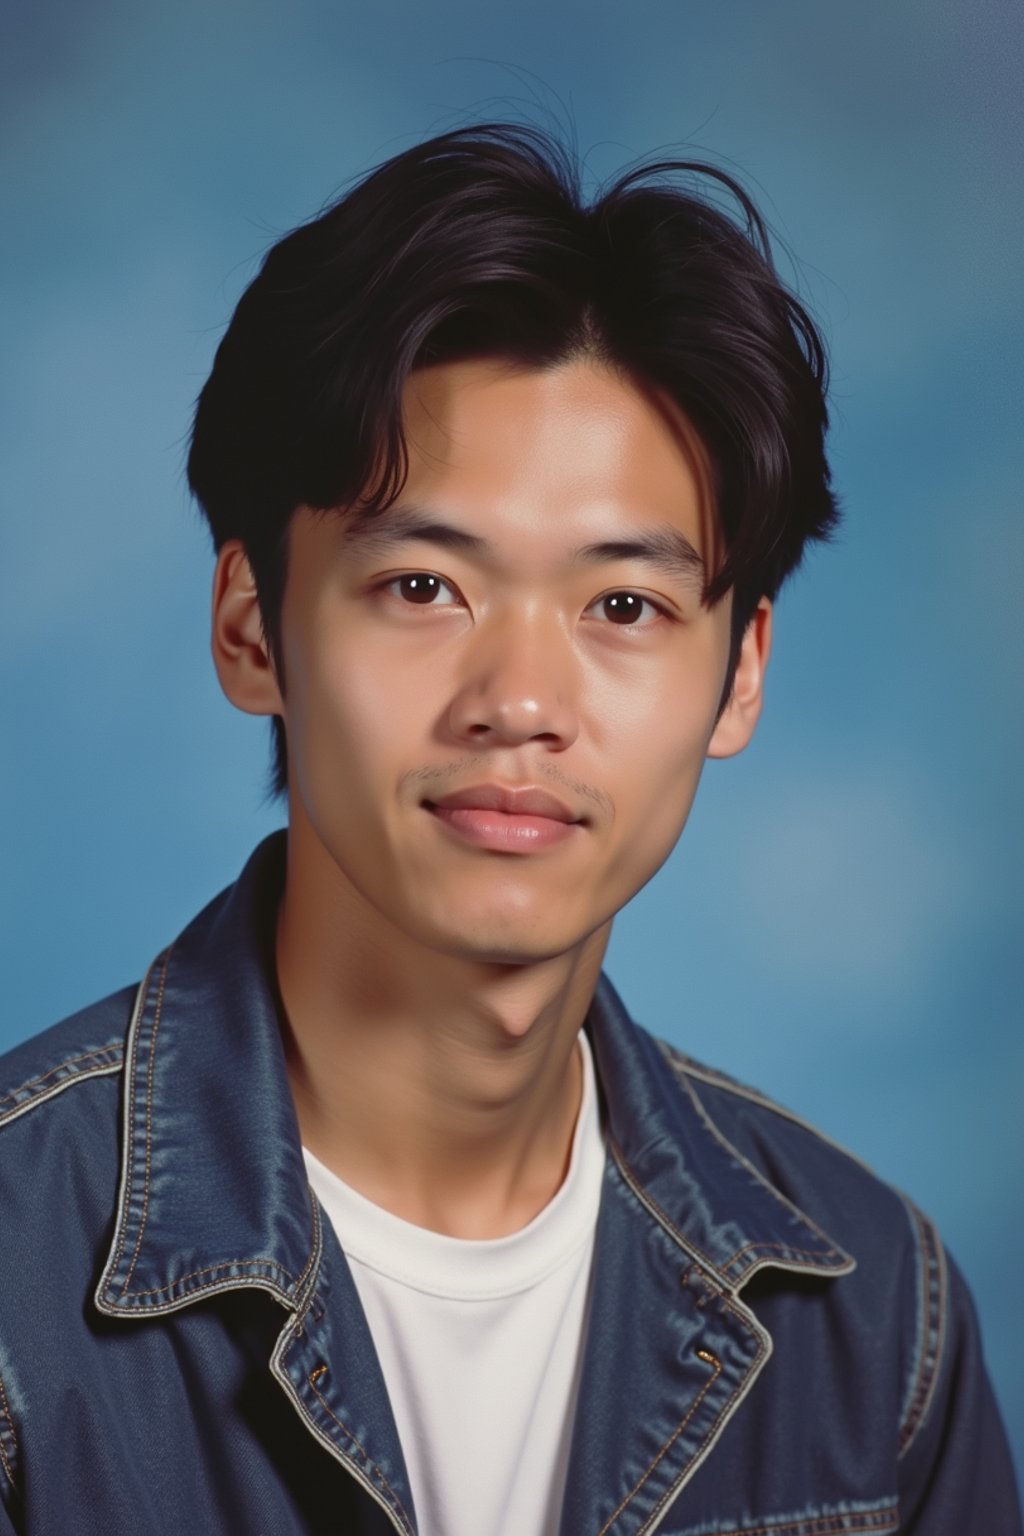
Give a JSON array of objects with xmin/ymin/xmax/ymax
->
[
  {"xmin": 622, "ymin": 1028, "xmax": 1021, "ymax": 1521},
  {"xmin": 0, "ymin": 987, "xmax": 139, "ymax": 1508},
  {"xmin": 0, "ymin": 987, "xmax": 136, "ymax": 1275},
  {"xmin": 651, "ymin": 1033, "xmax": 952, "ymax": 1460},
  {"xmin": 0, "ymin": 982, "xmax": 137, "ymax": 1285},
  {"xmin": 654, "ymin": 1032, "xmax": 920, "ymax": 1236},
  {"xmin": 0, "ymin": 983, "xmax": 136, "ymax": 1141}
]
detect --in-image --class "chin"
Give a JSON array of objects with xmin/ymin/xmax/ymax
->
[
  {"xmin": 445, "ymin": 902, "xmax": 613, "ymax": 967},
  {"xmin": 457, "ymin": 938, "xmax": 573, "ymax": 968},
  {"xmin": 427, "ymin": 920, "xmax": 581, "ymax": 969}
]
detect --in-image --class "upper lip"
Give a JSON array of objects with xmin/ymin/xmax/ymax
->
[{"xmin": 425, "ymin": 784, "xmax": 582, "ymax": 823}]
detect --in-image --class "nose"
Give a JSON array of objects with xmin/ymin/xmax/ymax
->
[{"xmin": 444, "ymin": 609, "xmax": 580, "ymax": 750}]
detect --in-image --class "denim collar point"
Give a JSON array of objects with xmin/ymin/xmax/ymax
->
[
  {"xmin": 585, "ymin": 974, "xmax": 855, "ymax": 1290},
  {"xmin": 96, "ymin": 836, "xmax": 318, "ymax": 1318}
]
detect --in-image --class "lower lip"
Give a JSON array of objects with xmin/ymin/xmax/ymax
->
[{"xmin": 426, "ymin": 805, "xmax": 582, "ymax": 852}]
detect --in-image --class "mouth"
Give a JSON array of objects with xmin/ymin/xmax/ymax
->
[{"xmin": 422, "ymin": 785, "xmax": 585, "ymax": 853}]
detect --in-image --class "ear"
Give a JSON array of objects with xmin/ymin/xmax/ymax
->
[
  {"xmin": 210, "ymin": 540, "xmax": 284, "ymax": 716},
  {"xmin": 706, "ymin": 598, "xmax": 772, "ymax": 760}
]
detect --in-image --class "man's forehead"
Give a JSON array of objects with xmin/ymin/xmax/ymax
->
[
  {"xmin": 320, "ymin": 358, "xmax": 723, "ymax": 580},
  {"xmin": 399, "ymin": 355, "xmax": 708, "ymax": 463}
]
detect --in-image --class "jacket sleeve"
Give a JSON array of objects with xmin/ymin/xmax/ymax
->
[{"xmin": 896, "ymin": 1232, "xmax": 1021, "ymax": 1534}]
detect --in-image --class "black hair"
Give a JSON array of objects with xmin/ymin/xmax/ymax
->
[{"xmin": 187, "ymin": 122, "xmax": 839, "ymax": 797}]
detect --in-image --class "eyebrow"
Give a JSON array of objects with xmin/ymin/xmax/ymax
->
[{"xmin": 342, "ymin": 504, "xmax": 706, "ymax": 588}]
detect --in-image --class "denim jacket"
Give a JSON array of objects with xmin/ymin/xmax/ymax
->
[{"xmin": 0, "ymin": 833, "xmax": 1018, "ymax": 1535}]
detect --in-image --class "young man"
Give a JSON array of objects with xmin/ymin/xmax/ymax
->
[{"xmin": 0, "ymin": 124, "xmax": 1017, "ymax": 1535}]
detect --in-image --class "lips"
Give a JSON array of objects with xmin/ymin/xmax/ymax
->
[
  {"xmin": 423, "ymin": 784, "xmax": 585, "ymax": 853},
  {"xmin": 424, "ymin": 784, "xmax": 581, "ymax": 823}
]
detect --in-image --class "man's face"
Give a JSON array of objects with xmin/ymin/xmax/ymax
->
[{"xmin": 273, "ymin": 358, "xmax": 759, "ymax": 966}]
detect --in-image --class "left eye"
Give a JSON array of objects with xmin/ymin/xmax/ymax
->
[
  {"xmin": 386, "ymin": 573, "xmax": 461, "ymax": 605},
  {"xmin": 587, "ymin": 591, "xmax": 664, "ymax": 626}
]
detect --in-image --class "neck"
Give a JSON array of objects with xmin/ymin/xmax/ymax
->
[{"xmin": 275, "ymin": 830, "xmax": 610, "ymax": 1240}]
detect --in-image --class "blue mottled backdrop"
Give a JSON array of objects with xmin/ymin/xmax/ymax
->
[{"xmin": 2, "ymin": 0, "xmax": 1021, "ymax": 1486}]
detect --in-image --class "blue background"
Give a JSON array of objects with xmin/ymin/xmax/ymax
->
[{"xmin": 2, "ymin": 0, "xmax": 1021, "ymax": 1487}]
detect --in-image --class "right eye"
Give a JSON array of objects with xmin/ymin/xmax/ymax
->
[{"xmin": 381, "ymin": 572, "xmax": 462, "ymax": 606}]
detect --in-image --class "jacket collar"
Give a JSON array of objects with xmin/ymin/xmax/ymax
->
[
  {"xmin": 586, "ymin": 974, "xmax": 854, "ymax": 1289},
  {"xmin": 96, "ymin": 831, "xmax": 849, "ymax": 1318},
  {"xmin": 96, "ymin": 832, "xmax": 318, "ymax": 1315}
]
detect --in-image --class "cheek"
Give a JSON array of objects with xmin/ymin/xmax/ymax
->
[
  {"xmin": 592, "ymin": 659, "xmax": 724, "ymax": 875},
  {"xmin": 589, "ymin": 635, "xmax": 724, "ymax": 773},
  {"xmin": 288, "ymin": 631, "xmax": 434, "ymax": 803}
]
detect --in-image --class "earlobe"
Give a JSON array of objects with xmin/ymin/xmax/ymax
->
[
  {"xmin": 210, "ymin": 540, "xmax": 284, "ymax": 717},
  {"xmin": 706, "ymin": 598, "xmax": 772, "ymax": 760}
]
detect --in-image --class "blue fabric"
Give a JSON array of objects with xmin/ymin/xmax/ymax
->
[{"xmin": 0, "ymin": 832, "xmax": 1018, "ymax": 1534}]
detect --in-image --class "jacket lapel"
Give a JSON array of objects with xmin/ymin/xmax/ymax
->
[
  {"xmin": 93, "ymin": 833, "xmax": 416, "ymax": 1532},
  {"xmin": 561, "ymin": 975, "xmax": 854, "ymax": 1535}
]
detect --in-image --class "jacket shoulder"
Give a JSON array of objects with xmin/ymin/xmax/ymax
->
[
  {"xmin": 0, "ymin": 984, "xmax": 136, "ymax": 1133},
  {"xmin": 656, "ymin": 1034, "xmax": 885, "ymax": 1178},
  {"xmin": 645, "ymin": 1039, "xmax": 1021, "ymax": 1524},
  {"xmin": 651, "ymin": 1033, "xmax": 935, "ymax": 1275},
  {"xmin": 652, "ymin": 1035, "xmax": 952, "ymax": 1455}
]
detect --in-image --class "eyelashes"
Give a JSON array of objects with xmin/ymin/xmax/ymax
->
[
  {"xmin": 592, "ymin": 591, "xmax": 665, "ymax": 627},
  {"xmin": 377, "ymin": 571, "xmax": 672, "ymax": 629},
  {"xmin": 386, "ymin": 572, "xmax": 458, "ymax": 606}
]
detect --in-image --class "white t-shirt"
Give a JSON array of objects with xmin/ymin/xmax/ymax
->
[{"xmin": 303, "ymin": 1029, "xmax": 605, "ymax": 1536}]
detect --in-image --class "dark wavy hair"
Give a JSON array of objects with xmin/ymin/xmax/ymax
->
[{"xmin": 187, "ymin": 123, "xmax": 839, "ymax": 797}]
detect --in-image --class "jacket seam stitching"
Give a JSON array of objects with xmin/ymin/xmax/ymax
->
[
  {"xmin": 599, "ymin": 1350, "xmax": 723, "ymax": 1536},
  {"xmin": 102, "ymin": 950, "xmax": 321, "ymax": 1307},
  {"xmin": 106, "ymin": 1275, "xmax": 296, "ymax": 1317},
  {"xmin": 599, "ymin": 1147, "xmax": 781, "ymax": 1535},
  {"xmin": 120, "ymin": 951, "xmax": 171, "ymax": 1295},
  {"xmin": 0, "ymin": 1044, "xmax": 123, "ymax": 1109},
  {"xmin": 611, "ymin": 1126, "xmax": 845, "ymax": 1289},
  {"xmin": 896, "ymin": 1197, "xmax": 947, "ymax": 1458},
  {"xmin": 723, "ymin": 1238, "xmax": 845, "ymax": 1269},
  {"xmin": 116, "ymin": 1178, "xmax": 320, "ymax": 1306},
  {"xmin": 110, "ymin": 1194, "xmax": 319, "ymax": 1308},
  {"xmin": 0, "ymin": 1375, "xmax": 20, "ymax": 1496},
  {"xmin": 608, "ymin": 1136, "xmax": 724, "ymax": 1282},
  {"xmin": 307, "ymin": 1367, "xmax": 415, "ymax": 1534},
  {"xmin": 106, "ymin": 962, "xmax": 160, "ymax": 1291},
  {"xmin": 0, "ymin": 1440, "xmax": 14, "ymax": 1501},
  {"xmin": 636, "ymin": 1290, "xmax": 770, "ymax": 1536},
  {"xmin": 659, "ymin": 1046, "xmax": 853, "ymax": 1274},
  {"xmin": 0, "ymin": 1060, "xmax": 123, "ymax": 1130},
  {"xmin": 706, "ymin": 1509, "xmax": 898, "ymax": 1536},
  {"xmin": 292, "ymin": 1189, "xmax": 322, "ymax": 1306},
  {"xmin": 658, "ymin": 1044, "xmax": 880, "ymax": 1179},
  {"xmin": 118, "ymin": 1257, "xmax": 298, "ymax": 1299}
]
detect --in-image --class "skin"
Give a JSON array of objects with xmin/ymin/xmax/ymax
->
[{"xmin": 212, "ymin": 357, "xmax": 771, "ymax": 1238}]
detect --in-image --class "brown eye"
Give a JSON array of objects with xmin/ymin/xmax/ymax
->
[
  {"xmin": 597, "ymin": 591, "xmax": 659, "ymax": 625},
  {"xmin": 386, "ymin": 573, "xmax": 459, "ymax": 605},
  {"xmin": 399, "ymin": 573, "xmax": 441, "ymax": 603}
]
